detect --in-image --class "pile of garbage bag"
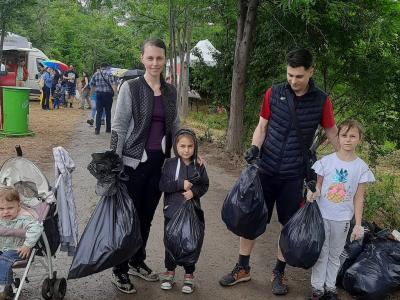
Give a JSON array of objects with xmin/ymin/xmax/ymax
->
[
  {"xmin": 221, "ymin": 164, "xmax": 267, "ymax": 240},
  {"xmin": 68, "ymin": 151, "xmax": 142, "ymax": 279},
  {"xmin": 337, "ymin": 222, "xmax": 400, "ymax": 300}
]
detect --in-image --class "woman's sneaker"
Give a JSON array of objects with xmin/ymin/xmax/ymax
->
[
  {"xmin": 219, "ymin": 264, "xmax": 251, "ymax": 286},
  {"xmin": 160, "ymin": 271, "xmax": 175, "ymax": 290},
  {"xmin": 128, "ymin": 262, "xmax": 159, "ymax": 281},
  {"xmin": 182, "ymin": 274, "xmax": 195, "ymax": 294},
  {"xmin": 111, "ymin": 273, "xmax": 136, "ymax": 294}
]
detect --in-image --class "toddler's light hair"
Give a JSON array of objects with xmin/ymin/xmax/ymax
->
[{"xmin": 0, "ymin": 186, "xmax": 21, "ymax": 203}]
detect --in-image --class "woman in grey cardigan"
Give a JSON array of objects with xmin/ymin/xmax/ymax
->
[{"xmin": 110, "ymin": 38, "xmax": 180, "ymax": 294}]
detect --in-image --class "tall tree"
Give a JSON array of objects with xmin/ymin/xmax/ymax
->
[
  {"xmin": 0, "ymin": 0, "xmax": 36, "ymax": 65},
  {"xmin": 226, "ymin": 0, "xmax": 260, "ymax": 153}
]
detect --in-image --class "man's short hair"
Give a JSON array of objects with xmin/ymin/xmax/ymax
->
[
  {"xmin": 286, "ymin": 48, "xmax": 313, "ymax": 69},
  {"xmin": 100, "ymin": 63, "xmax": 108, "ymax": 68}
]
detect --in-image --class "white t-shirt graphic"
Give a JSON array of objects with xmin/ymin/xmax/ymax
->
[{"xmin": 312, "ymin": 153, "xmax": 375, "ymax": 221}]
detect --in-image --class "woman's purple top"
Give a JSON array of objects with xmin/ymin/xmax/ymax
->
[{"xmin": 145, "ymin": 95, "xmax": 166, "ymax": 151}]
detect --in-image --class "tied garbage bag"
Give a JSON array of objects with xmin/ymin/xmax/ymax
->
[
  {"xmin": 336, "ymin": 239, "xmax": 363, "ymax": 288},
  {"xmin": 164, "ymin": 200, "xmax": 205, "ymax": 266},
  {"xmin": 343, "ymin": 234, "xmax": 400, "ymax": 300},
  {"xmin": 279, "ymin": 201, "xmax": 325, "ymax": 269},
  {"xmin": 68, "ymin": 151, "xmax": 141, "ymax": 279},
  {"xmin": 221, "ymin": 164, "xmax": 267, "ymax": 240},
  {"xmin": 87, "ymin": 150, "xmax": 123, "ymax": 196},
  {"xmin": 68, "ymin": 181, "xmax": 142, "ymax": 279},
  {"xmin": 336, "ymin": 220, "xmax": 377, "ymax": 287}
]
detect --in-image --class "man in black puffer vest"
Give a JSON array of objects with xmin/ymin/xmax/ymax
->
[{"xmin": 219, "ymin": 49, "xmax": 339, "ymax": 296}]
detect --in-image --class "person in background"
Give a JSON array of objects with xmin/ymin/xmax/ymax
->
[
  {"xmin": 63, "ymin": 65, "xmax": 78, "ymax": 108},
  {"xmin": 52, "ymin": 79, "xmax": 63, "ymax": 109},
  {"xmin": 86, "ymin": 90, "xmax": 105, "ymax": 127},
  {"xmin": 41, "ymin": 67, "xmax": 54, "ymax": 110},
  {"xmin": 89, "ymin": 63, "xmax": 116, "ymax": 134},
  {"xmin": 15, "ymin": 59, "xmax": 28, "ymax": 87},
  {"xmin": 79, "ymin": 71, "xmax": 91, "ymax": 109}
]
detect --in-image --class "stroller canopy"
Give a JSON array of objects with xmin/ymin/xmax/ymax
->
[{"xmin": 0, "ymin": 157, "xmax": 55, "ymax": 206}]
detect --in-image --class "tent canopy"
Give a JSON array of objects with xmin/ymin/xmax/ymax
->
[{"xmin": 190, "ymin": 39, "xmax": 220, "ymax": 66}]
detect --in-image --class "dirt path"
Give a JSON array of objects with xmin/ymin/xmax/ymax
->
[{"xmin": 6, "ymin": 102, "xmax": 357, "ymax": 300}]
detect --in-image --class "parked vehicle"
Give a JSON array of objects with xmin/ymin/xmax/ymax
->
[{"xmin": 0, "ymin": 33, "xmax": 48, "ymax": 100}]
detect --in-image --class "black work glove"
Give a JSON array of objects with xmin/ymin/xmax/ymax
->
[{"xmin": 244, "ymin": 145, "xmax": 259, "ymax": 164}]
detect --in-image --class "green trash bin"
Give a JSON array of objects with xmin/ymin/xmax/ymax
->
[{"xmin": 1, "ymin": 86, "xmax": 33, "ymax": 136}]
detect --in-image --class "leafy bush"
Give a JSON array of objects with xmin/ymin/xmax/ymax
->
[{"xmin": 364, "ymin": 173, "xmax": 400, "ymax": 229}]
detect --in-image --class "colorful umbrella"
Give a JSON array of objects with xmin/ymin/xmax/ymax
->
[{"xmin": 41, "ymin": 60, "xmax": 69, "ymax": 72}]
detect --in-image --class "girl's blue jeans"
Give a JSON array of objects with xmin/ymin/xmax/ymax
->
[
  {"xmin": 90, "ymin": 99, "xmax": 105, "ymax": 120},
  {"xmin": 0, "ymin": 250, "xmax": 21, "ymax": 285}
]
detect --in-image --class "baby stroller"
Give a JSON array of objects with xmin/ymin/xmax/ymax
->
[{"xmin": 0, "ymin": 146, "xmax": 67, "ymax": 300}]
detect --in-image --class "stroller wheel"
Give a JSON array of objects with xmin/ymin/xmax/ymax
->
[
  {"xmin": 41, "ymin": 277, "xmax": 53, "ymax": 299},
  {"xmin": 53, "ymin": 278, "xmax": 67, "ymax": 300}
]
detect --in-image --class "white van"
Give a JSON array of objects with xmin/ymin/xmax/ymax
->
[{"xmin": 1, "ymin": 33, "xmax": 48, "ymax": 99}]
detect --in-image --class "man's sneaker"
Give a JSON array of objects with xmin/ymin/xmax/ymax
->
[
  {"xmin": 182, "ymin": 274, "xmax": 195, "ymax": 294},
  {"xmin": 87, "ymin": 119, "xmax": 94, "ymax": 126},
  {"xmin": 324, "ymin": 290, "xmax": 340, "ymax": 300},
  {"xmin": 111, "ymin": 273, "xmax": 136, "ymax": 294},
  {"xmin": 160, "ymin": 271, "xmax": 175, "ymax": 290},
  {"xmin": 271, "ymin": 270, "xmax": 288, "ymax": 295},
  {"xmin": 219, "ymin": 264, "xmax": 251, "ymax": 286},
  {"xmin": 128, "ymin": 262, "xmax": 159, "ymax": 281}
]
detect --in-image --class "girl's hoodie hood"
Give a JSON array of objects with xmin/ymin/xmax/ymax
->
[{"xmin": 173, "ymin": 128, "xmax": 198, "ymax": 162}]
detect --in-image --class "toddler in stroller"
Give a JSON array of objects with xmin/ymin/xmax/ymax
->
[
  {"xmin": 0, "ymin": 147, "xmax": 67, "ymax": 300},
  {"xmin": 0, "ymin": 186, "xmax": 43, "ymax": 300}
]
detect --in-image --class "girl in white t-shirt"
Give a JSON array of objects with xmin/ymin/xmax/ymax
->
[{"xmin": 306, "ymin": 119, "xmax": 375, "ymax": 300}]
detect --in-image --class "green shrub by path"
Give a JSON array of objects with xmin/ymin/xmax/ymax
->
[
  {"xmin": 188, "ymin": 110, "xmax": 228, "ymax": 130},
  {"xmin": 365, "ymin": 172, "xmax": 400, "ymax": 230}
]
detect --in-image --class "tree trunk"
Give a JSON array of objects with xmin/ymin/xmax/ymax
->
[
  {"xmin": 180, "ymin": 24, "xmax": 192, "ymax": 117},
  {"xmin": 225, "ymin": 0, "xmax": 260, "ymax": 154},
  {"xmin": 0, "ymin": 19, "xmax": 6, "ymax": 65},
  {"xmin": 168, "ymin": 0, "xmax": 177, "ymax": 87}
]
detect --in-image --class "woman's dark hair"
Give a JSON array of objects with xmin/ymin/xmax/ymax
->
[
  {"xmin": 286, "ymin": 48, "xmax": 313, "ymax": 69},
  {"xmin": 141, "ymin": 38, "xmax": 167, "ymax": 56}
]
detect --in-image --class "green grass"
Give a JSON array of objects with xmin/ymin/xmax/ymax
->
[{"xmin": 188, "ymin": 111, "xmax": 228, "ymax": 130}]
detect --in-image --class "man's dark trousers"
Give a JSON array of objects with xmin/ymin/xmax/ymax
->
[{"xmin": 95, "ymin": 91, "xmax": 113, "ymax": 133}]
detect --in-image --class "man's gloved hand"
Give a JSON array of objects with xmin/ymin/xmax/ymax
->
[
  {"xmin": 306, "ymin": 186, "xmax": 321, "ymax": 202},
  {"xmin": 350, "ymin": 225, "xmax": 364, "ymax": 242},
  {"xmin": 244, "ymin": 145, "xmax": 259, "ymax": 164}
]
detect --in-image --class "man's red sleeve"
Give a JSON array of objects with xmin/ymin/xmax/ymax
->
[
  {"xmin": 321, "ymin": 96, "xmax": 335, "ymax": 128},
  {"xmin": 260, "ymin": 87, "xmax": 272, "ymax": 120}
]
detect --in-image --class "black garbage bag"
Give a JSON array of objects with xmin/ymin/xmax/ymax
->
[
  {"xmin": 68, "ymin": 181, "xmax": 142, "ymax": 279},
  {"xmin": 164, "ymin": 200, "xmax": 205, "ymax": 266},
  {"xmin": 279, "ymin": 201, "xmax": 325, "ymax": 269},
  {"xmin": 87, "ymin": 150, "xmax": 123, "ymax": 196},
  {"xmin": 336, "ymin": 239, "xmax": 364, "ymax": 287},
  {"xmin": 221, "ymin": 164, "xmax": 267, "ymax": 240},
  {"xmin": 336, "ymin": 219, "xmax": 377, "ymax": 287},
  {"xmin": 343, "ymin": 234, "xmax": 400, "ymax": 300}
]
